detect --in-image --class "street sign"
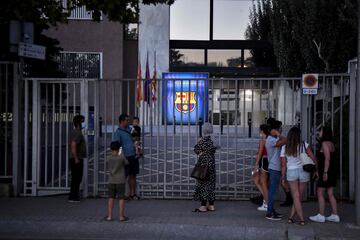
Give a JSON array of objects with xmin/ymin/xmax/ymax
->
[
  {"xmin": 18, "ymin": 42, "xmax": 46, "ymax": 60},
  {"xmin": 302, "ymin": 73, "xmax": 318, "ymax": 95}
]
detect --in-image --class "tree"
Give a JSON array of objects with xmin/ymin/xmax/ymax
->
[
  {"xmin": 169, "ymin": 49, "xmax": 184, "ymax": 67},
  {"xmin": 246, "ymin": 0, "xmax": 358, "ymax": 76},
  {"xmin": 0, "ymin": 0, "xmax": 175, "ymax": 76},
  {"xmin": 245, "ymin": 0, "xmax": 278, "ymax": 71}
]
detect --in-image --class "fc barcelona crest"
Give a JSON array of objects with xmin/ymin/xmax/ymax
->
[{"xmin": 174, "ymin": 91, "xmax": 196, "ymax": 113}]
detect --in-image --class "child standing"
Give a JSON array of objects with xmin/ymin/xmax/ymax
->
[
  {"xmin": 131, "ymin": 116, "xmax": 143, "ymax": 158},
  {"xmin": 105, "ymin": 141, "xmax": 129, "ymax": 222}
]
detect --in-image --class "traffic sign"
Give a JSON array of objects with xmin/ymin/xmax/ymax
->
[
  {"xmin": 18, "ymin": 42, "xmax": 46, "ymax": 60},
  {"xmin": 302, "ymin": 73, "xmax": 318, "ymax": 95}
]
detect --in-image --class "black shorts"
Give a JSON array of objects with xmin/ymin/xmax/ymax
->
[
  {"xmin": 108, "ymin": 183, "xmax": 126, "ymax": 199},
  {"xmin": 259, "ymin": 157, "xmax": 269, "ymax": 172},
  {"xmin": 126, "ymin": 156, "xmax": 139, "ymax": 176},
  {"xmin": 317, "ymin": 172, "xmax": 337, "ymax": 188}
]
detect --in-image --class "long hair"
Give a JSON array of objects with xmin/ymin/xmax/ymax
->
[
  {"xmin": 285, "ymin": 127, "xmax": 301, "ymax": 157},
  {"xmin": 320, "ymin": 126, "xmax": 334, "ymax": 143},
  {"xmin": 260, "ymin": 124, "xmax": 270, "ymax": 136}
]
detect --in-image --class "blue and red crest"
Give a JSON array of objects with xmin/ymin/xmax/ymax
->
[{"xmin": 174, "ymin": 91, "xmax": 196, "ymax": 113}]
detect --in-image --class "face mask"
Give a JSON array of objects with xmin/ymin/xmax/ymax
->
[{"xmin": 81, "ymin": 122, "xmax": 86, "ymax": 129}]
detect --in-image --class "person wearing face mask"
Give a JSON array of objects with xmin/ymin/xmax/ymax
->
[{"xmin": 68, "ymin": 115, "xmax": 87, "ymax": 203}]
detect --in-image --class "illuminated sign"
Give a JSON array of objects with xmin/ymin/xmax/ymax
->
[{"xmin": 162, "ymin": 72, "xmax": 209, "ymax": 125}]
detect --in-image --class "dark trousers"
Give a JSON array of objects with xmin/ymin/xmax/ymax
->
[{"xmin": 69, "ymin": 158, "xmax": 83, "ymax": 200}]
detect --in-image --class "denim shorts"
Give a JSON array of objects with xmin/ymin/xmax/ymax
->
[{"xmin": 286, "ymin": 168, "xmax": 310, "ymax": 182}]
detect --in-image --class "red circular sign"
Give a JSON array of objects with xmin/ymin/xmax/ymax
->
[{"xmin": 303, "ymin": 75, "xmax": 317, "ymax": 87}]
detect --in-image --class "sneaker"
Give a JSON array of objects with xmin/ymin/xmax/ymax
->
[
  {"xmin": 309, "ymin": 213, "xmax": 325, "ymax": 223},
  {"xmin": 257, "ymin": 202, "xmax": 268, "ymax": 211},
  {"xmin": 273, "ymin": 210, "xmax": 283, "ymax": 218},
  {"xmin": 266, "ymin": 213, "xmax": 282, "ymax": 221},
  {"xmin": 325, "ymin": 214, "xmax": 340, "ymax": 223}
]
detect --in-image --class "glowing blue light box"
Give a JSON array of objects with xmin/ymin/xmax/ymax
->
[{"xmin": 162, "ymin": 72, "xmax": 209, "ymax": 125}]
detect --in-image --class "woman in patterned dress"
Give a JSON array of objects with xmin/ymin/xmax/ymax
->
[{"xmin": 193, "ymin": 122, "xmax": 217, "ymax": 212}]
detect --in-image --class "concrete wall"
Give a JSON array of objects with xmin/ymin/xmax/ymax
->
[
  {"xmin": 138, "ymin": 4, "xmax": 170, "ymax": 126},
  {"xmin": 44, "ymin": 18, "xmax": 124, "ymax": 79}
]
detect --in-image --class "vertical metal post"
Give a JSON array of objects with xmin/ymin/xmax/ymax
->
[
  {"xmin": 356, "ymin": 0, "xmax": 360, "ymax": 224},
  {"xmin": 340, "ymin": 76, "xmax": 344, "ymax": 198},
  {"xmin": 81, "ymin": 79, "xmax": 89, "ymax": 197},
  {"xmin": 349, "ymin": 63, "xmax": 356, "ymax": 201},
  {"xmin": 65, "ymin": 83, "xmax": 69, "ymax": 188},
  {"xmin": 234, "ymin": 79, "xmax": 239, "ymax": 198},
  {"xmin": 31, "ymin": 80, "xmax": 39, "ymax": 196},
  {"xmin": 51, "ymin": 84, "xmax": 55, "ymax": 187},
  {"xmin": 24, "ymin": 79, "xmax": 29, "ymax": 194},
  {"xmin": 94, "ymin": 80, "xmax": 100, "ymax": 196},
  {"xmin": 58, "ymin": 84, "xmax": 62, "ymax": 187},
  {"xmin": 12, "ymin": 63, "xmax": 22, "ymax": 196}
]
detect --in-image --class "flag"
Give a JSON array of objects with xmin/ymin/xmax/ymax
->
[
  {"xmin": 135, "ymin": 57, "xmax": 142, "ymax": 107},
  {"xmin": 151, "ymin": 51, "xmax": 157, "ymax": 102},
  {"xmin": 144, "ymin": 52, "xmax": 151, "ymax": 104}
]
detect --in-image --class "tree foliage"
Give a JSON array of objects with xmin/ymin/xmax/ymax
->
[
  {"xmin": 245, "ymin": 0, "xmax": 278, "ymax": 70},
  {"xmin": 246, "ymin": 0, "xmax": 358, "ymax": 76},
  {"xmin": 0, "ymin": 0, "xmax": 175, "ymax": 76}
]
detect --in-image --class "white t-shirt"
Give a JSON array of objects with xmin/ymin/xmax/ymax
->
[{"xmin": 280, "ymin": 142, "xmax": 309, "ymax": 170}]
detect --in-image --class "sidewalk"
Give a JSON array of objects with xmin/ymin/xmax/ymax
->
[{"xmin": 0, "ymin": 196, "xmax": 360, "ymax": 240}]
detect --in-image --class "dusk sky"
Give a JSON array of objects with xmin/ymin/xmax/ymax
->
[{"xmin": 170, "ymin": 0, "xmax": 254, "ymax": 40}]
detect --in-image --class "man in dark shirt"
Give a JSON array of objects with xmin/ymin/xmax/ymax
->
[{"xmin": 69, "ymin": 115, "xmax": 87, "ymax": 202}]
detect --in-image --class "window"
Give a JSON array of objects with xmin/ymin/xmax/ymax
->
[
  {"xmin": 62, "ymin": 0, "xmax": 97, "ymax": 20},
  {"xmin": 170, "ymin": 0, "xmax": 210, "ymax": 40},
  {"xmin": 243, "ymin": 50, "xmax": 255, "ymax": 68},
  {"xmin": 213, "ymin": 0, "xmax": 253, "ymax": 40},
  {"xmin": 170, "ymin": 49, "xmax": 205, "ymax": 66},
  {"xmin": 56, "ymin": 52, "xmax": 102, "ymax": 78},
  {"xmin": 208, "ymin": 50, "xmax": 242, "ymax": 67}
]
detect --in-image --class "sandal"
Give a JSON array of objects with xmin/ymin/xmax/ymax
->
[
  {"xmin": 287, "ymin": 218, "xmax": 295, "ymax": 224},
  {"xmin": 193, "ymin": 208, "xmax": 207, "ymax": 213},
  {"xmin": 207, "ymin": 206, "xmax": 215, "ymax": 212},
  {"xmin": 119, "ymin": 216, "xmax": 129, "ymax": 222},
  {"xmin": 130, "ymin": 195, "xmax": 141, "ymax": 200},
  {"xmin": 299, "ymin": 221, "xmax": 306, "ymax": 226},
  {"xmin": 103, "ymin": 216, "xmax": 113, "ymax": 222}
]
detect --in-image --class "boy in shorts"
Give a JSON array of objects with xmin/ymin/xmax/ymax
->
[{"xmin": 105, "ymin": 141, "xmax": 129, "ymax": 222}]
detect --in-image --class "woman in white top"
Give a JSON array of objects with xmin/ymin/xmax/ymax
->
[{"xmin": 280, "ymin": 127, "xmax": 317, "ymax": 225}]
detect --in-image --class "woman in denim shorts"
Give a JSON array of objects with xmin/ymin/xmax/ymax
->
[{"xmin": 280, "ymin": 127, "xmax": 317, "ymax": 225}]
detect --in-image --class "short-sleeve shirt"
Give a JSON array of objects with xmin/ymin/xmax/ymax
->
[
  {"xmin": 70, "ymin": 129, "xmax": 87, "ymax": 159},
  {"xmin": 107, "ymin": 155, "xmax": 129, "ymax": 184},
  {"xmin": 266, "ymin": 136, "xmax": 281, "ymax": 171},
  {"xmin": 280, "ymin": 142, "xmax": 309, "ymax": 170},
  {"xmin": 113, "ymin": 127, "xmax": 136, "ymax": 157}
]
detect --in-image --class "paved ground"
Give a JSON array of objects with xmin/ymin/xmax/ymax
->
[{"xmin": 1, "ymin": 197, "xmax": 360, "ymax": 240}]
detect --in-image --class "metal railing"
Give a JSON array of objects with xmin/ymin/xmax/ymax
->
[{"xmin": 0, "ymin": 62, "xmax": 16, "ymax": 180}]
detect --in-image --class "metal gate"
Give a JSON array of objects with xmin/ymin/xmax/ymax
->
[
  {"xmin": 0, "ymin": 62, "xmax": 16, "ymax": 183},
  {"xmin": 21, "ymin": 74, "xmax": 353, "ymax": 200}
]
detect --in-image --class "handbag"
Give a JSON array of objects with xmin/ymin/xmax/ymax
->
[
  {"xmin": 190, "ymin": 163, "xmax": 208, "ymax": 180},
  {"xmin": 300, "ymin": 142, "xmax": 316, "ymax": 173}
]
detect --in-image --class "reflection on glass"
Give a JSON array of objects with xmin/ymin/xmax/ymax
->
[
  {"xmin": 213, "ymin": 0, "xmax": 253, "ymax": 40},
  {"xmin": 243, "ymin": 50, "xmax": 255, "ymax": 68},
  {"xmin": 208, "ymin": 50, "xmax": 242, "ymax": 67},
  {"xmin": 170, "ymin": 0, "xmax": 210, "ymax": 40},
  {"xmin": 170, "ymin": 49, "xmax": 204, "ymax": 66}
]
